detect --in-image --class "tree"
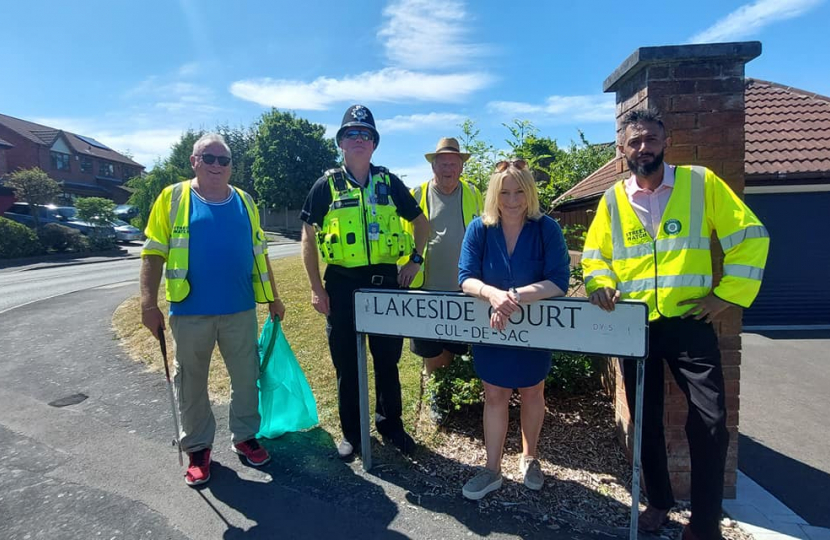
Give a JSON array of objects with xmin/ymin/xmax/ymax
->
[
  {"xmin": 127, "ymin": 162, "xmax": 187, "ymax": 229},
  {"xmin": 6, "ymin": 167, "xmax": 61, "ymax": 229},
  {"xmin": 167, "ymin": 129, "xmax": 204, "ymax": 176},
  {"xmin": 250, "ymin": 110, "xmax": 338, "ymax": 210},
  {"xmin": 457, "ymin": 119, "xmax": 499, "ymax": 193},
  {"xmin": 75, "ymin": 197, "xmax": 116, "ymax": 225},
  {"xmin": 217, "ymin": 123, "xmax": 257, "ymax": 196},
  {"xmin": 540, "ymin": 131, "xmax": 614, "ymax": 210}
]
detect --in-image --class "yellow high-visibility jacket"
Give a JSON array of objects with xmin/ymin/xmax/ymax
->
[
  {"xmin": 582, "ymin": 165, "xmax": 769, "ymax": 321},
  {"xmin": 142, "ymin": 180, "xmax": 274, "ymax": 303},
  {"xmin": 316, "ymin": 167, "xmax": 414, "ymax": 268},
  {"xmin": 399, "ymin": 179, "xmax": 483, "ymax": 288}
]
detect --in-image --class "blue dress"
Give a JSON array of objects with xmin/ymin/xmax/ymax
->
[{"xmin": 458, "ymin": 216, "xmax": 570, "ymax": 388}]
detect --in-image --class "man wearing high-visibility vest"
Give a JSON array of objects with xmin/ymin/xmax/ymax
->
[
  {"xmin": 404, "ymin": 137, "xmax": 482, "ymax": 424},
  {"xmin": 140, "ymin": 133, "xmax": 285, "ymax": 487},
  {"xmin": 582, "ymin": 109, "xmax": 769, "ymax": 540},
  {"xmin": 300, "ymin": 104, "xmax": 428, "ymax": 459}
]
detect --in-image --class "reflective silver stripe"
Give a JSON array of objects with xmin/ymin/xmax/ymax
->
[
  {"xmin": 719, "ymin": 225, "xmax": 770, "ymax": 251},
  {"xmin": 586, "ymin": 269, "xmax": 616, "ymax": 279},
  {"xmin": 170, "ymin": 183, "xmax": 185, "ymax": 226},
  {"xmin": 258, "ymin": 272, "xmax": 270, "ymax": 283},
  {"xmin": 688, "ymin": 166, "xmax": 705, "ymax": 240},
  {"xmin": 656, "ymin": 236, "xmax": 710, "ymax": 252},
  {"xmin": 143, "ymin": 239, "xmax": 169, "ymax": 254},
  {"xmin": 253, "ymin": 244, "xmax": 265, "ymax": 256},
  {"xmin": 604, "ymin": 185, "xmax": 629, "ymax": 260},
  {"xmin": 724, "ymin": 264, "xmax": 764, "ymax": 281},
  {"xmin": 618, "ymin": 274, "xmax": 712, "ymax": 293},
  {"xmin": 581, "ymin": 249, "xmax": 607, "ymax": 261},
  {"xmin": 166, "ymin": 268, "xmax": 187, "ymax": 279},
  {"xmin": 170, "ymin": 237, "xmax": 189, "ymax": 249}
]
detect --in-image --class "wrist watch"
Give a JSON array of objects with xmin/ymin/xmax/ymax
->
[
  {"xmin": 409, "ymin": 250, "xmax": 424, "ymax": 265},
  {"xmin": 510, "ymin": 287, "xmax": 522, "ymax": 303}
]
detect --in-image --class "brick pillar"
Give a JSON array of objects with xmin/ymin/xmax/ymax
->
[{"xmin": 603, "ymin": 42, "xmax": 762, "ymax": 500}]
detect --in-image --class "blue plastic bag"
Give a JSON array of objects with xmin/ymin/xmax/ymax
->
[{"xmin": 256, "ymin": 317, "xmax": 319, "ymax": 439}]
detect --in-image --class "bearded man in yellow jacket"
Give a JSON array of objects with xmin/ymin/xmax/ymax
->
[{"xmin": 582, "ymin": 109, "xmax": 769, "ymax": 540}]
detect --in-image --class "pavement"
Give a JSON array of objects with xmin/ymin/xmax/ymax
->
[{"xmin": 1, "ymin": 248, "xmax": 827, "ymax": 539}]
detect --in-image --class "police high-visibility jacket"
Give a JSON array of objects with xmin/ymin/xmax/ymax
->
[
  {"xmin": 582, "ymin": 165, "xmax": 769, "ymax": 321},
  {"xmin": 316, "ymin": 167, "xmax": 414, "ymax": 268},
  {"xmin": 142, "ymin": 180, "xmax": 274, "ymax": 303},
  {"xmin": 399, "ymin": 179, "xmax": 483, "ymax": 288}
]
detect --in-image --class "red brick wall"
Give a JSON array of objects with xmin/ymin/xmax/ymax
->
[
  {"xmin": 0, "ymin": 147, "xmax": 8, "ymax": 176},
  {"xmin": 604, "ymin": 44, "xmax": 760, "ymax": 500}
]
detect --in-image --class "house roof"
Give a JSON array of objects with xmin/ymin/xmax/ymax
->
[
  {"xmin": 745, "ymin": 78, "xmax": 830, "ymax": 180},
  {"xmin": 0, "ymin": 137, "xmax": 14, "ymax": 148},
  {"xmin": 0, "ymin": 113, "xmax": 144, "ymax": 169},
  {"xmin": 554, "ymin": 78, "xmax": 830, "ymax": 207}
]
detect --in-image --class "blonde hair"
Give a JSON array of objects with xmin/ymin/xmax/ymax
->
[{"xmin": 481, "ymin": 165, "xmax": 542, "ymax": 226}]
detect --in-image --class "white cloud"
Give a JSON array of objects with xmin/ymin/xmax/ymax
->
[
  {"xmin": 230, "ymin": 68, "xmax": 492, "ymax": 110},
  {"xmin": 177, "ymin": 61, "xmax": 201, "ymax": 78},
  {"xmin": 487, "ymin": 95, "xmax": 616, "ymax": 123},
  {"xmin": 378, "ymin": 112, "xmax": 466, "ymax": 133},
  {"xmin": 378, "ymin": 0, "xmax": 488, "ymax": 69},
  {"xmin": 689, "ymin": 0, "xmax": 824, "ymax": 43}
]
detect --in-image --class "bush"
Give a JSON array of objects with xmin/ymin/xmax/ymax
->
[
  {"xmin": 37, "ymin": 223, "xmax": 87, "ymax": 252},
  {"xmin": 86, "ymin": 235, "xmax": 116, "ymax": 252},
  {"xmin": 426, "ymin": 350, "xmax": 600, "ymax": 414},
  {"xmin": 0, "ymin": 217, "xmax": 43, "ymax": 259}
]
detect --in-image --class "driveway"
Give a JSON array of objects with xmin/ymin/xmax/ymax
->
[{"xmin": 739, "ymin": 330, "xmax": 830, "ymax": 528}]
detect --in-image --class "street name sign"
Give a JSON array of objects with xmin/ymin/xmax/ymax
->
[{"xmin": 354, "ymin": 290, "xmax": 648, "ymax": 358}]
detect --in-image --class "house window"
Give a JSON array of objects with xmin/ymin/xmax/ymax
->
[
  {"xmin": 51, "ymin": 151, "xmax": 71, "ymax": 171},
  {"xmin": 80, "ymin": 157, "xmax": 93, "ymax": 174},
  {"xmin": 99, "ymin": 161, "xmax": 115, "ymax": 177}
]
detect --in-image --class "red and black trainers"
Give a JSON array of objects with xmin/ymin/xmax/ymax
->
[
  {"xmin": 232, "ymin": 438, "xmax": 271, "ymax": 467},
  {"xmin": 185, "ymin": 448, "xmax": 211, "ymax": 486}
]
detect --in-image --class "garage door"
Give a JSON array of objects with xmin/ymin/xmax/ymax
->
[{"xmin": 743, "ymin": 191, "xmax": 830, "ymax": 328}]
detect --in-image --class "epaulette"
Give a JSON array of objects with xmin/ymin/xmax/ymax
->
[{"xmin": 325, "ymin": 168, "xmax": 348, "ymax": 192}]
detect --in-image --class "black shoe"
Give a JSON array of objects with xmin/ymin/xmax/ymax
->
[
  {"xmin": 428, "ymin": 395, "xmax": 448, "ymax": 425},
  {"xmin": 381, "ymin": 428, "xmax": 415, "ymax": 455}
]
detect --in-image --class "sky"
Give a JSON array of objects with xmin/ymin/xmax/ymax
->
[{"xmin": 3, "ymin": 0, "xmax": 829, "ymax": 188}]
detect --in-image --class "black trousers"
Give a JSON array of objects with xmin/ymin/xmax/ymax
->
[
  {"xmin": 623, "ymin": 317, "xmax": 729, "ymax": 540},
  {"xmin": 325, "ymin": 268, "xmax": 404, "ymax": 445}
]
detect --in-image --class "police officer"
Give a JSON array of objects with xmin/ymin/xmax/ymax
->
[
  {"xmin": 582, "ymin": 109, "xmax": 769, "ymax": 540},
  {"xmin": 300, "ymin": 104, "xmax": 428, "ymax": 458}
]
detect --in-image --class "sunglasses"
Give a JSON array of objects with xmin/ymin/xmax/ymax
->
[
  {"xmin": 198, "ymin": 153, "xmax": 232, "ymax": 166},
  {"xmin": 495, "ymin": 159, "xmax": 528, "ymax": 172},
  {"xmin": 343, "ymin": 129, "xmax": 374, "ymax": 142}
]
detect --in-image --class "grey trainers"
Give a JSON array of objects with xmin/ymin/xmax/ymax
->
[
  {"xmin": 462, "ymin": 468, "xmax": 503, "ymax": 500},
  {"xmin": 337, "ymin": 439, "xmax": 354, "ymax": 459},
  {"xmin": 520, "ymin": 455, "xmax": 544, "ymax": 490}
]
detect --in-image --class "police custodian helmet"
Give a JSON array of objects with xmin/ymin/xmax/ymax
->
[{"xmin": 335, "ymin": 104, "xmax": 380, "ymax": 148}]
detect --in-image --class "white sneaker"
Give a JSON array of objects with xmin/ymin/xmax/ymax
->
[
  {"xmin": 520, "ymin": 455, "xmax": 544, "ymax": 490},
  {"xmin": 337, "ymin": 439, "xmax": 354, "ymax": 459}
]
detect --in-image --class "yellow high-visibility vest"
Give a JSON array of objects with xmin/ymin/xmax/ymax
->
[
  {"xmin": 399, "ymin": 179, "xmax": 483, "ymax": 288},
  {"xmin": 142, "ymin": 180, "xmax": 274, "ymax": 303},
  {"xmin": 316, "ymin": 167, "xmax": 414, "ymax": 268},
  {"xmin": 582, "ymin": 166, "xmax": 769, "ymax": 321}
]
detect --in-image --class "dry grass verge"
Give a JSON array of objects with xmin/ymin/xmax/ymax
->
[{"xmin": 112, "ymin": 254, "xmax": 751, "ymax": 540}]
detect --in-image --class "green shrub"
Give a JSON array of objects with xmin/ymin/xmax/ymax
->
[
  {"xmin": 37, "ymin": 223, "xmax": 86, "ymax": 252},
  {"xmin": 426, "ymin": 350, "xmax": 600, "ymax": 415},
  {"xmin": 426, "ymin": 352, "xmax": 483, "ymax": 412},
  {"xmin": 0, "ymin": 217, "xmax": 43, "ymax": 259},
  {"xmin": 86, "ymin": 235, "xmax": 116, "ymax": 252}
]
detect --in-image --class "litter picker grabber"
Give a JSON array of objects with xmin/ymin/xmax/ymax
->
[{"xmin": 158, "ymin": 327, "xmax": 183, "ymax": 466}]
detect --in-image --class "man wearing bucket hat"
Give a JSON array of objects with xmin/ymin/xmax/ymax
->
[
  {"xmin": 403, "ymin": 137, "xmax": 482, "ymax": 424},
  {"xmin": 300, "ymin": 104, "xmax": 428, "ymax": 458}
]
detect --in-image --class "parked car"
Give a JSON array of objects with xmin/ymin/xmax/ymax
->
[
  {"xmin": 3, "ymin": 202, "xmax": 116, "ymax": 240},
  {"xmin": 114, "ymin": 204, "xmax": 139, "ymax": 220},
  {"xmin": 111, "ymin": 219, "xmax": 143, "ymax": 243}
]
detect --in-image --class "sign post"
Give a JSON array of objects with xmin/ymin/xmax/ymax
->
[{"xmin": 353, "ymin": 290, "xmax": 649, "ymax": 538}]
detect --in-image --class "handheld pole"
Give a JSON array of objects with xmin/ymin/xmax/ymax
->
[
  {"xmin": 356, "ymin": 332, "xmax": 372, "ymax": 471},
  {"xmin": 159, "ymin": 328, "xmax": 184, "ymax": 467},
  {"xmin": 629, "ymin": 357, "xmax": 646, "ymax": 540}
]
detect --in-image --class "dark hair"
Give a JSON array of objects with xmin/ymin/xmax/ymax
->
[{"xmin": 621, "ymin": 108, "xmax": 665, "ymax": 133}]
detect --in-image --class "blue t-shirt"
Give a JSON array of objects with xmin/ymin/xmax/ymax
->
[
  {"xmin": 169, "ymin": 189, "xmax": 255, "ymax": 316},
  {"xmin": 457, "ymin": 216, "xmax": 571, "ymax": 388}
]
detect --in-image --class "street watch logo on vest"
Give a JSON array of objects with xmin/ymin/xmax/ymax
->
[{"xmin": 173, "ymin": 225, "xmax": 189, "ymax": 234}]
